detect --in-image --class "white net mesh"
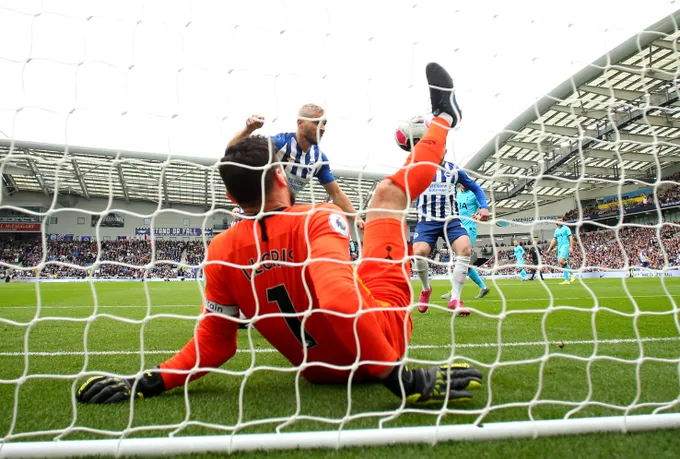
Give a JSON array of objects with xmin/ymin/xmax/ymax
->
[{"xmin": 1, "ymin": 1, "xmax": 680, "ymax": 457}]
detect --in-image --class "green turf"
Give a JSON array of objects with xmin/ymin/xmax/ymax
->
[{"xmin": 0, "ymin": 277, "xmax": 679, "ymax": 457}]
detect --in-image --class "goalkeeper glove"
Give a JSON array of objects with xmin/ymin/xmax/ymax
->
[
  {"xmin": 382, "ymin": 362, "xmax": 483, "ymax": 405},
  {"xmin": 76, "ymin": 367, "xmax": 166, "ymax": 404}
]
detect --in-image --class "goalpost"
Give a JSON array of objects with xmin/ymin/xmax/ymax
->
[{"xmin": 1, "ymin": 2, "xmax": 680, "ymax": 457}]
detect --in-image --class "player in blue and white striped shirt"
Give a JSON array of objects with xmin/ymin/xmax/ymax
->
[
  {"xmin": 413, "ymin": 160, "xmax": 489, "ymax": 316},
  {"xmin": 440, "ymin": 184, "xmax": 490, "ymax": 300},
  {"xmin": 228, "ymin": 104, "xmax": 364, "ymax": 230}
]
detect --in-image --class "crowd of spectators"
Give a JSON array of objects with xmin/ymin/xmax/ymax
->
[
  {"xmin": 486, "ymin": 223, "xmax": 680, "ymax": 275},
  {"xmin": 1, "ymin": 239, "xmax": 194, "ymax": 280},
  {"xmin": 408, "ymin": 247, "xmax": 452, "ymax": 277},
  {"xmin": 3, "ymin": 221, "xmax": 680, "ymax": 281},
  {"xmin": 564, "ymin": 172, "xmax": 680, "ymax": 222},
  {"xmin": 0, "ymin": 240, "xmax": 27, "ymax": 264}
]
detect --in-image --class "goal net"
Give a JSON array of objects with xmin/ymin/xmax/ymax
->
[{"xmin": 1, "ymin": 1, "xmax": 680, "ymax": 457}]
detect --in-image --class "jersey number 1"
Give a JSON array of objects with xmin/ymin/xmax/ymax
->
[{"xmin": 266, "ymin": 285, "xmax": 317, "ymax": 349}]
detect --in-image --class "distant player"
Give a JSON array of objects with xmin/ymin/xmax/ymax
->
[
  {"xmin": 546, "ymin": 216, "xmax": 575, "ymax": 284},
  {"xmin": 76, "ymin": 63, "xmax": 483, "ymax": 406},
  {"xmin": 228, "ymin": 105, "xmax": 365, "ymax": 231},
  {"xmin": 513, "ymin": 240, "xmax": 529, "ymax": 281},
  {"xmin": 230, "ymin": 207, "xmax": 243, "ymax": 227},
  {"xmin": 440, "ymin": 184, "xmax": 490, "ymax": 300},
  {"xmin": 639, "ymin": 250, "xmax": 649, "ymax": 268},
  {"xmin": 410, "ymin": 153, "xmax": 490, "ymax": 315},
  {"xmin": 528, "ymin": 244, "xmax": 543, "ymax": 281}
]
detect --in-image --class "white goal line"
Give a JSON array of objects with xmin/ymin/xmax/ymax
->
[
  {"xmin": 0, "ymin": 293, "xmax": 677, "ymax": 310},
  {"xmin": 1, "ymin": 336, "xmax": 678, "ymax": 358}
]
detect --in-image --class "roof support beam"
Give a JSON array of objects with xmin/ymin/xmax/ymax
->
[
  {"xmin": 2, "ymin": 164, "xmax": 32, "ymax": 175},
  {"xmin": 494, "ymin": 158, "xmax": 539, "ymax": 169},
  {"xmin": 362, "ymin": 181, "xmax": 378, "ymax": 210},
  {"xmin": 526, "ymin": 123, "xmax": 580, "ymax": 136},
  {"xmin": 656, "ymin": 154, "xmax": 680, "ymax": 163},
  {"xmin": 580, "ymin": 85, "xmax": 645, "ymax": 101},
  {"xmin": 27, "ymin": 158, "xmax": 49, "ymax": 196},
  {"xmin": 162, "ymin": 174, "xmax": 171, "ymax": 208},
  {"xmin": 651, "ymin": 39, "xmax": 679, "ymax": 50},
  {"xmin": 640, "ymin": 114, "xmax": 680, "ymax": 129},
  {"xmin": 204, "ymin": 170, "xmax": 210, "ymax": 210},
  {"xmin": 479, "ymin": 175, "xmax": 520, "ymax": 184},
  {"xmin": 585, "ymin": 149, "xmax": 680, "ymax": 163},
  {"xmin": 550, "ymin": 105, "xmax": 608, "ymax": 119},
  {"xmin": 117, "ymin": 164, "xmax": 130, "ymax": 202},
  {"xmin": 534, "ymin": 179, "xmax": 581, "ymax": 190},
  {"xmin": 615, "ymin": 132, "xmax": 680, "ymax": 147},
  {"xmin": 548, "ymin": 109, "xmax": 680, "ymax": 129},
  {"xmin": 2, "ymin": 174, "xmax": 18, "ymax": 196},
  {"xmin": 555, "ymin": 164, "xmax": 639, "ymax": 176},
  {"xmin": 613, "ymin": 64, "xmax": 676, "ymax": 82},
  {"xmin": 337, "ymin": 179, "xmax": 358, "ymax": 196},
  {"xmin": 70, "ymin": 159, "xmax": 90, "ymax": 200},
  {"xmin": 505, "ymin": 140, "xmax": 553, "ymax": 152},
  {"xmin": 506, "ymin": 193, "xmax": 563, "ymax": 201}
]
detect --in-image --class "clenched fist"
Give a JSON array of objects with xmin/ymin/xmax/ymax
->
[{"xmin": 245, "ymin": 114, "xmax": 265, "ymax": 132}]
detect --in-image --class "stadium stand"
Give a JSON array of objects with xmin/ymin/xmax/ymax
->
[
  {"xmin": 564, "ymin": 172, "xmax": 680, "ymax": 222},
  {"xmin": 3, "ymin": 218, "xmax": 679, "ymax": 280},
  {"xmin": 488, "ymin": 222, "xmax": 680, "ymax": 275}
]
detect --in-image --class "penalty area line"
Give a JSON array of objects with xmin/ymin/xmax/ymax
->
[{"xmin": 1, "ymin": 336, "xmax": 678, "ymax": 357}]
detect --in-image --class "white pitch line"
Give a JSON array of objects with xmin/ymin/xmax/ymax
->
[
  {"xmin": 0, "ymin": 336, "xmax": 678, "ymax": 357},
  {"xmin": 0, "ymin": 294, "xmax": 678, "ymax": 310},
  {"xmin": 0, "ymin": 305, "xmax": 199, "ymax": 310}
]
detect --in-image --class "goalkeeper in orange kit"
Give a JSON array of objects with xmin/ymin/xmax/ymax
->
[{"xmin": 77, "ymin": 63, "xmax": 483, "ymax": 406}]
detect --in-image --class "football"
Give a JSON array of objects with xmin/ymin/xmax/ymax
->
[{"xmin": 394, "ymin": 116, "xmax": 429, "ymax": 152}]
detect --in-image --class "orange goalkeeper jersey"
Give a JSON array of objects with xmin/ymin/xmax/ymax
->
[{"xmin": 199, "ymin": 203, "xmax": 404, "ymax": 382}]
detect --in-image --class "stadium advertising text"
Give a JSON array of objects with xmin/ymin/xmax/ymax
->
[
  {"xmin": 569, "ymin": 199, "xmax": 680, "ymax": 222},
  {"xmin": 91, "ymin": 213, "xmax": 125, "ymax": 228},
  {"xmin": 0, "ymin": 207, "xmax": 43, "ymax": 223},
  {"xmin": 135, "ymin": 227, "xmax": 213, "ymax": 237},
  {"xmin": 47, "ymin": 234, "xmax": 74, "ymax": 241},
  {"xmin": 495, "ymin": 216, "xmax": 559, "ymax": 228},
  {"xmin": 510, "ymin": 216, "xmax": 559, "ymax": 224},
  {"xmin": 0, "ymin": 222, "xmax": 41, "ymax": 232},
  {"xmin": 597, "ymin": 188, "xmax": 649, "ymax": 210}
]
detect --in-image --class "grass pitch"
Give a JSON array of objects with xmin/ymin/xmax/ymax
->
[{"xmin": 0, "ymin": 277, "xmax": 679, "ymax": 457}]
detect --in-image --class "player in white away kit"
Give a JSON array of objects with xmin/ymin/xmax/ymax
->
[
  {"xmin": 441, "ymin": 184, "xmax": 491, "ymax": 300},
  {"xmin": 228, "ymin": 104, "xmax": 365, "ymax": 231},
  {"xmin": 413, "ymin": 161, "xmax": 490, "ymax": 315},
  {"xmin": 546, "ymin": 216, "xmax": 575, "ymax": 284}
]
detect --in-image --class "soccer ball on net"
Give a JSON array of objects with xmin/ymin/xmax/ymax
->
[{"xmin": 394, "ymin": 116, "xmax": 430, "ymax": 152}]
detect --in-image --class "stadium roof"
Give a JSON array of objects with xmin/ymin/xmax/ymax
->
[
  {"xmin": 0, "ymin": 139, "xmax": 386, "ymax": 215},
  {"xmin": 465, "ymin": 11, "xmax": 680, "ymax": 214},
  {"xmin": 1, "ymin": 11, "xmax": 679, "ymax": 220}
]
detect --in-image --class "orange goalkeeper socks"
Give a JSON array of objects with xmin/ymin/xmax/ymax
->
[{"xmin": 387, "ymin": 116, "xmax": 450, "ymax": 201}]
